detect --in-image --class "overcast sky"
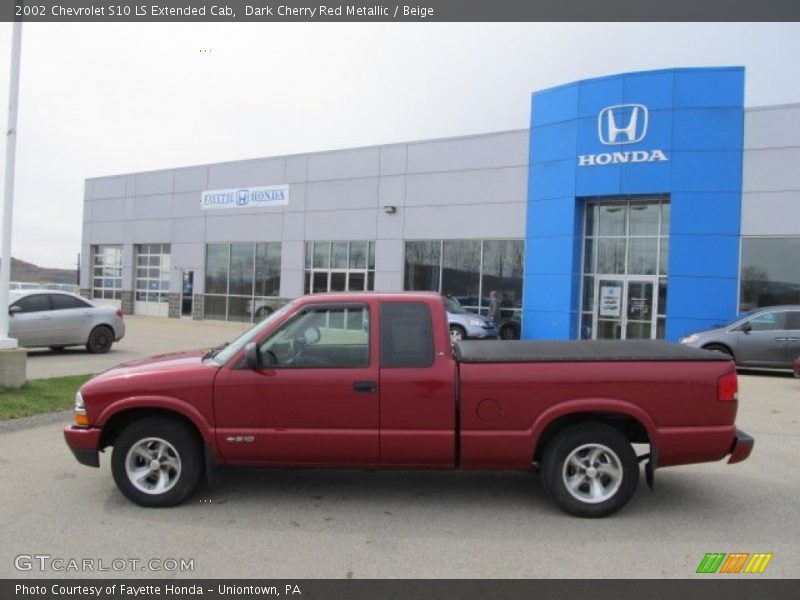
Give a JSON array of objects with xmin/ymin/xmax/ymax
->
[{"xmin": 0, "ymin": 22, "xmax": 799, "ymax": 269}]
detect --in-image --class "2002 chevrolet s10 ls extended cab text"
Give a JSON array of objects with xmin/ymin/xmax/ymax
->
[{"xmin": 64, "ymin": 292, "xmax": 753, "ymax": 517}]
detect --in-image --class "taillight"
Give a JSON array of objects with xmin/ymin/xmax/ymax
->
[
  {"xmin": 718, "ymin": 371, "xmax": 738, "ymax": 402},
  {"xmin": 115, "ymin": 308, "xmax": 124, "ymax": 317}
]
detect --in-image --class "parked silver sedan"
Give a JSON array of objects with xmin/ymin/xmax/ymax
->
[
  {"xmin": 680, "ymin": 305, "xmax": 800, "ymax": 369},
  {"xmin": 8, "ymin": 290, "xmax": 125, "ymax": 353}
]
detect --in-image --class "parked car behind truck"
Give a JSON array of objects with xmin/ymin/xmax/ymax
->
[
  {"xmin": 444, "ymin": 296, "xmax": 498, "ymax": 341},
  {"xmin": 680, "ymin": 305, "xmax": 800, "ymax": 369},
  {"xmin": 65, "ymin": 292, "xmax": 753, "ymax": 517}
]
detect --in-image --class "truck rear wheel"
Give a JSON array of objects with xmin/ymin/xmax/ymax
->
[
  {"xmin": 541, "ymin": 423, "xmax": 639, "ymax": 518},
  {"xmin": 111, "ymin": 417, "xmax": 203, "ymax": 507}
]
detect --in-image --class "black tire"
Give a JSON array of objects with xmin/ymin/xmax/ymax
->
[
  {"xmin": 255, "ymin": 306, "xmax": 274, "ymax": 321},
  {"xmin": 111, "ymin": 417, "xmax": 203, "ymax": 507},
  {"xmin": 449, "ymin": 325, "xmax": 466, "ymax": 342},
  {"xmin": 541, "ymin": 423, "xmax": 639, "ymax": 518},
  {"xmin": 703, "ymin": 343, "xmax": 735, "ymax": 361},
  {"xmin": 86, "ymin": 325, "xmax": 114, "ymax": 354}
]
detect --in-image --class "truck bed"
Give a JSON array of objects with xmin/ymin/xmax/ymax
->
[{"xmin": 454, "ymin": 340, "xmax": 728, "ymax": 363}]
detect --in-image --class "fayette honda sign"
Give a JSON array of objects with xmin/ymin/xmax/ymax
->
[
  {"xmin": 200, "ymin": 184, "xmax": 290, "ymax": 210},
  {"xmin": 579, "ymin": 104, "xmax": 668, "ymax": 167}
]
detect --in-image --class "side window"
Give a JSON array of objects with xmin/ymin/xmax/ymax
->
[
  {"xmin": 12, "ymin": 294, "xmax": 51, "ymax": 313},
  {"xmin": 380, "ymin": 302, "xmax": 434, "ymax": 368},
  {"xmin": 51, "ymin": 295, "xmax": 91, "ymax": 310},
  {"xmin": 786, "ymin": 311, "xmax": 800, "ymax": 331},
  {"xmin": 747, "ymin": 311, "xmax": 787, "ymax": 332},
  {"xmin": 259, "ymin": 305, "xmax": 369, "ymax": 368}
]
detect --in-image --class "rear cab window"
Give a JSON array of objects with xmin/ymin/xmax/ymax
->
[{"xmin": 380, "ymin": 302, "xmax": 435, "ymax": 368}]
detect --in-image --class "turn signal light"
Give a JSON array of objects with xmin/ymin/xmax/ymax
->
[
  {"xmin": 115, "ymin": 308, "xmax": 124, "ymax": 317},
  {"xmin": 74, "ymin": 413, "xmax": 90, "ymax": 427},
  {"xmin": 718, "ymin": 371, "xmax": 738, "ymax": 402}
]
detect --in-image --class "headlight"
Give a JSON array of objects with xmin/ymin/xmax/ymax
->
[
  {"xmin": 74, "ymin": 391, "xmax": 89, "ymax": 427},
  {"xmin": 467, "ymin": 318, "xmax": 484, "ymax": 327},
  {"xmin": 681, "ymin": 334, "xmax": 700, "ymax": 344}
]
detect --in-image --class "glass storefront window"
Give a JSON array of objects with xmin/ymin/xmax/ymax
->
[
  {"xmin": 597, "ymin": 238, "xmax": 626, "ymax": 274},
  {"xmin": 627, "ymin": 238, "xmax": 658, "ymax": 275},
  {"xmin": 404, "ymin": 239, "xmax": 524, "ymax": 324},
  {"xmin": 628, "ymin": 203, "xmax": 660, "ymax": 236},
  {"xmin": 305, "ymin": 240, "xmax": 376, "ymax": 294},
  {"xmin": 205, "ymin": 244, "xmax": 229, "ymax": 295},
  {"xmin": 597, "ymin": 204, "xmax": 626, "ymax": 236},
  {"xmin": 442, "ymin": 240, "xmax": 481, "ymax": 304},
  {"xmin": 204, "ymin": 242, "xmax": 281, "ymax": 322},
  {"xmin": 404, "ymin": 241, "xmax": 441, "ymax": 292},
  {"xmin": 740, "ymin": 237, "xmax": 800, "ymax": 310},
  {"xmin": 481, "ymin": 240, "xmax": 524, "ymax": 314},
  {"xmin": 255, "ymin": 242, "xmax": 281, "ymax": 297},
  {"xmin": 331, "ymin": 242, "xmax": 349, "ymax": 269},
  {"xmin": 229, "ymin": 243, "xmax": 255, "ymax": 297}
]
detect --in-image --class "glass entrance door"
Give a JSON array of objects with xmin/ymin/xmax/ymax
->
[
  {"xmin": 181, "ymin": 271, "xmax": 194, "ymax": 317},
  {"xmin": 594, "ymin": 277, "xmax": 658, "ymax": 340},
  {"xmin": 580, "ymin": 197, "xmax": 669, "ymax": 340}
]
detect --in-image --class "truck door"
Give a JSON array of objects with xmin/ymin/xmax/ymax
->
[
  {"xmin": 378, "ymin": 301, "xmax": 457, "ymax": 467},
  {"xmin": 214, "ymin": 302, "xmax": 380, "ymax": 466}
]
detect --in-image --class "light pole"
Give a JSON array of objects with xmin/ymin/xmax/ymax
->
[{"xmin": 0, "ymin": 20, "xmax": 23, "ymax": 350}]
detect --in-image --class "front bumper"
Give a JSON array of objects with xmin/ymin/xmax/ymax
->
[
  {"xmin": 466, "ymin": 326, "xmax": 499, "ymax": 339},
  {"xmin": 64, "ymin": 425, "xmax": 102, "ymax": 468},
  {"xmin": 727, "ymin": 429, "xmax": 755, "ymax": 464}
]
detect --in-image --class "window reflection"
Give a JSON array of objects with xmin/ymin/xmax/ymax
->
[
  {"xmin": 740, "ymin": 238, "xmax": 800, "ymax": 310},
  {"xmin": 403, "ymin": 239, "xmax": 524, "ymax": 322},
  {"xmin": 204, "ymin": 242, "xmax": 282, "ymax": 322}
]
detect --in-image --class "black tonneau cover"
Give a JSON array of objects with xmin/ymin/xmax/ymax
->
[{"xmin": 454, "ymin": 340, "xmax": 729, "ymax": 363}]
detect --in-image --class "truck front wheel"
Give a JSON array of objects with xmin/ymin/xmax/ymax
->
[
  {"xmin": 111, "ymin": 417, "xmax": 203, "ymax": 507},
  {"xmin": 541, "ymin": 423, "xmax": 639, "ymax": 518}
]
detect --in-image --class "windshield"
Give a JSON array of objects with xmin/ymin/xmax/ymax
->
[
  {"xmin": 209, "ymin": 301, "xmax": 296, "ymax": 365},
  {"xmin": 443, "ymin": 296, "xmax": 468, "ymax": 315},
  {"xmin": 719, "ymin": 311, "xmax": 753, "ymax": 328}
]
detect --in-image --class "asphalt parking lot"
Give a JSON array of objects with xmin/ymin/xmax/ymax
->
[
  {"xmin": 0, "ymin": 314, "xmax": 798, "ymax": 579},
  {"xmin": 23, "ymin": 315, "xmax": 251, "ymax": 380}
]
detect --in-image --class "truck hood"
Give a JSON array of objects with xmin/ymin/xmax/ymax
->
[{"xmin": 93, "ymin": 350, "xmax": 209, "ymax": 379}]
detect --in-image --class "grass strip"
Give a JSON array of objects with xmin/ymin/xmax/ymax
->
[{"xmin": 0, "ymin": 374, "xmax": 92, "ymax": 420}]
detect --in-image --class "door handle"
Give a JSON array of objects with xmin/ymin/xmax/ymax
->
[
  {"xmin": 353, "ymin": 381, "xmax": 377, "ymax": 393},
  {"xmin": 774, "ymin": 337, "xmax": 788, "ymax": 342},
  {"xmin": 39, "ymin": 315, "xmax": 51, "ymax": 320}
]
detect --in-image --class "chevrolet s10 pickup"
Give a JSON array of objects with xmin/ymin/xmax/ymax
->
[{"xmin": 64, "ymin": 292, "xmax": 754, "ymax": 517}]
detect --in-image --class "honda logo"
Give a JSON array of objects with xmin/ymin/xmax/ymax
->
[{"xmin": 598, "ymin": 104, "xmax": 648, "ymax": 145}]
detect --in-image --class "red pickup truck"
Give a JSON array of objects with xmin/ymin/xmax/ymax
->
[{"xmin": 64, "ymin": 292, "xmax": 753, "ymax": 517}]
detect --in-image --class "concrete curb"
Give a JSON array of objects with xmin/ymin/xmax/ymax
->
[{"xmin": 0, "ymin": 410, "xmax": 71, "ymax": 434}]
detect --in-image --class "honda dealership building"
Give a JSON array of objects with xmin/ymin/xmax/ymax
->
[{"xmin": 81, "ymin": 67, "xmax": 800, "ymax": 341}]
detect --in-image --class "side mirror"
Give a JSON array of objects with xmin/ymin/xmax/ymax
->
[
  {"xmin": 741, "ymin": 322, "xmax": 752, "ymax": 334},
  {"xmin": 244, "ymin": 342, "xmax": 260, "ymax": 370},
  {"xmin": 8, "ymin": 305, "xmax": 21, "ymax": 316}
]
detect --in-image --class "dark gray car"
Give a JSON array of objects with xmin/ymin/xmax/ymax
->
[{"xmin": 680, "ymin": 305, "xmax": 800, "ymax": 369}]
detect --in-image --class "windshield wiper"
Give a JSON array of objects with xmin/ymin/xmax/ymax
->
[{"xmin": 202, "ymin": 342, "xmax": 229, "ymax": 360}]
